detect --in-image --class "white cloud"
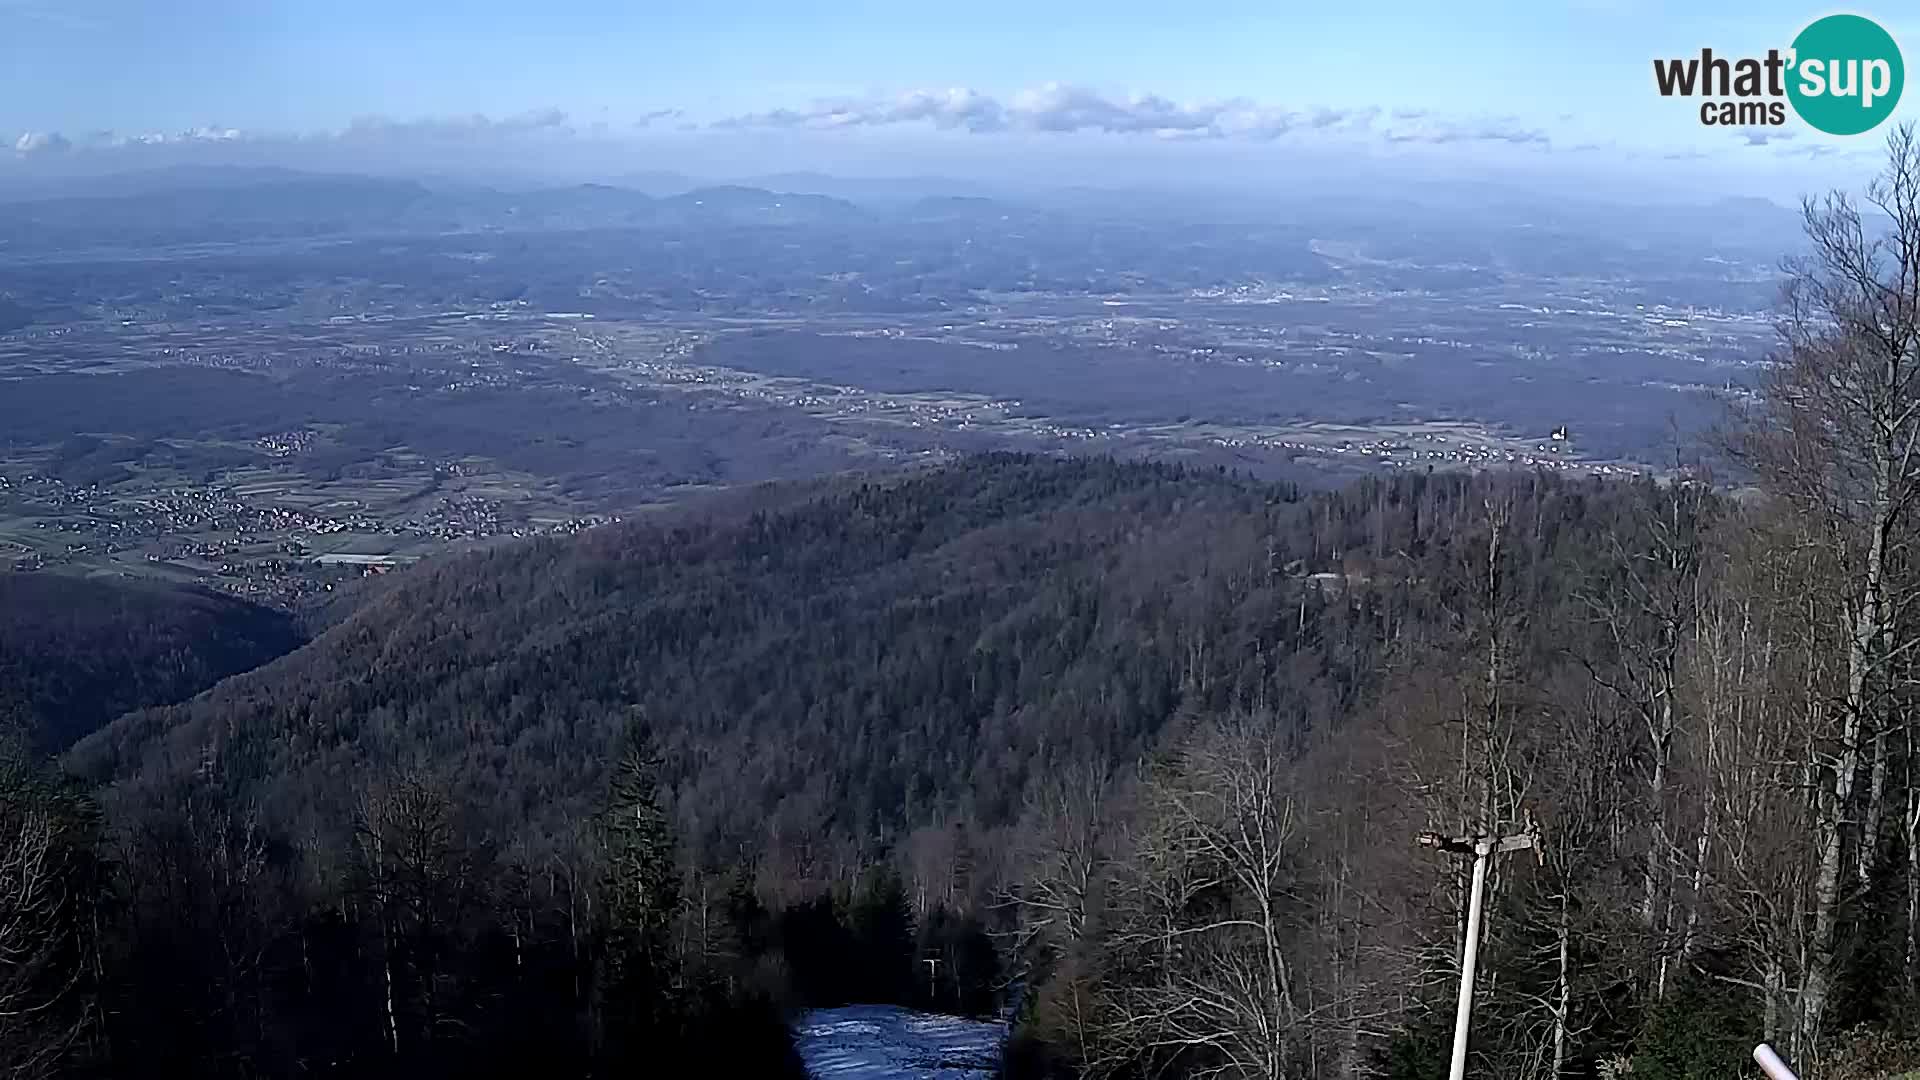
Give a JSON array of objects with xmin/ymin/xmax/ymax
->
[
  {"xmin": 1012, "ymin": 84, "xmax": 1210, "ymax": 134},
  {"xmin": 12, "ymin": 131, "xmax": 70, "ymax": 154},
  {"xmin": 180, "ymin": 126, "xmax": 244, "ymax": 142},
  {"xmin": 0, "ymin": 0, "xmax": 107, "ymax": 31},
  {"xmin": 69, "ymin": 127, "xmax": 249, "ymax": 148},
  {"xmin": 726, "ymin": 88, "xmax": 1007, "ymax": 133},
  {"xmin": 722, "ymin": 83, "xmax": 1386, "ymax": 143},
  {"xmin": 11, "ymin": 93, "xmax": 1561, "ymax": 173},
  {"xmin": 342, "ymin": 108, "xmax": 573, "ymax": 141},
  {"xmin": 634, "ymin": 108, "xmax": 682, "ymax": 128},
  {"xmin": 1381, "ymin": 116, "xmax": 1549, "ymax": 146},
  {"xmin": 3, "ymin": 111, "xmax": 586, "ymax": 170}
]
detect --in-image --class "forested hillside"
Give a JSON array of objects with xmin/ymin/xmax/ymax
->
[
  {"xmin": 0, "ymin": 573, "xmax": 302, "ymax": 752},
  {"xmin": 16, "ymin": 127, "xmax": 1920, "ymax": 1080},
  {"xmin": 48, "ymin": 451, "xmax": 1689, "ymax": 1078},
  {"xmin": 14, "ymin": 446, "xmax": 1920, "ymax": 1080},
  {"xmin": 75, "ymin": 456, "xmax": 1345, "ymax": 865}
]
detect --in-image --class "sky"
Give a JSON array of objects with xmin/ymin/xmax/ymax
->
[{"xmin": 6, "ymin": 0, "xmax": 1919, "ymax": 199}]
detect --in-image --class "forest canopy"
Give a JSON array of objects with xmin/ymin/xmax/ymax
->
[{"xmin": 17, "ymin": 123, "xmax": 1920, "ymax": 1080}]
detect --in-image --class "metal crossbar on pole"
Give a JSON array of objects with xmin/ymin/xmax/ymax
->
[{"xmin": 1416, "ymin": 828, "xmax": 1539, "ymax": 1080}]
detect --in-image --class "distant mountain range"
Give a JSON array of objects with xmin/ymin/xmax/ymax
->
[
  {"xmin": 0, "ymin": 177, "xmax": 870, "ymax": 250},
  {"xmin": 0, "ymin": 167, "xmax": 1079, "ymax": 251},
  {"xmin": 0, "ymin": 163, "xmax": 1813, "ymax": 260}
]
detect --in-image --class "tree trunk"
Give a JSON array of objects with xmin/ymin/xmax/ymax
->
[
  {"xmin": 1641, "ymin": 743, "xmax": 1667, "ymax": 933},
  {"xmin": 1863, "ymin": 721, "xmax": 1889, "ymax": 887},
  {"xmin": 1643, "ymin": 709, "xmax": 1671, "ymax": 1001},
  {"xmin": 1907, "ymin": 747, "xmax": 1920, "ymax": 984},
  {"xmin": 1765, "ymin": 953, "xmax": 1784, "ymax": 1047},
  {"xmin": 1678, "ymin": 717, "xmax": 1716, "ymax": 972},
  {"xmin": 1552, "ymin": 892, "xmax": 1571, "ymax": 1080},
  {"xmin": 1803, "ymin": 481, "xmax": 1889, "ymax": 1050},
  {"xmin": 383, "ymin": 919, "xmax": 400, "ymax": 1056}
]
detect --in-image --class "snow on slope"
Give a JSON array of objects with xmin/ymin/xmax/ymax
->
[{"xmin": 795, "ymin": 1005, "xmax": 1007, "ymax": 1079}]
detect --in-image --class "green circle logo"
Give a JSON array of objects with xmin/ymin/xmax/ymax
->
[{"xmin": 1787, "ymin": 14, "xmax": 1904, "ymax": 135}]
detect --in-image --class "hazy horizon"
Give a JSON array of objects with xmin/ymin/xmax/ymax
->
[{"xmin": 10, "ymin": 1, "xmax": 1920, "ymax": 205}]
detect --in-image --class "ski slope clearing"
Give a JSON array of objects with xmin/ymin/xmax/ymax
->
[{"xmin": 795, "ymin": 1005, "xmax": 1007, "ymax": 1079}]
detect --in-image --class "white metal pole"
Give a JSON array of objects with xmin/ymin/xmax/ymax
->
[
  {"xmin": 1448, "ymin": 846, "xmax": 1491, "ymax": 1080},
  {"xmin": 1754, "ymin": 1043, "xmax": 1800, "ymax": 1080}
]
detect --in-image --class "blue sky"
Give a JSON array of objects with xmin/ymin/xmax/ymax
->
[{"xmin": 5, "ymin": 0, "xmax": 1917, "ymax": 195}]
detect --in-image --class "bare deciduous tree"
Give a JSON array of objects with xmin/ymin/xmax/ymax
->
[
  {"xmin": 1578, "ymin": 477, "xmax": 1711, "ymax": 1000},
  {"xmin": 354, "ymin": 770, "xmax": 477, "ymax": 1057},
  {"xmin": 1740, "ymin": 121, "xmax": 1920, "ymax": 1053},
  {"xmin": 1087, "ymin": 716, "xmax": 1398, "ymax": 1079},
  {"xmin": 0, "ymin": 752, "xmax": 94, "ymax": 1079}
]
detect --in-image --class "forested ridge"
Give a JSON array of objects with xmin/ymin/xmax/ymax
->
[
  {"xmin": 8, "ymin": 450, "xmax": 1799, "ymax": 1078},
  {"xmin": 13, "ymin": 128, "xmax": 1920, "ymax": 1080},
  {"xmin": 0, "ymin": 573, "xmax": 302, "ymax": 753},
  {"xmin": 14, "ymin": 447, "xmax": 1654, "ymax": 1077},
  {"xmin": 75, "ymin": 456, "xmax": 1346, "ymax": 861}
]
